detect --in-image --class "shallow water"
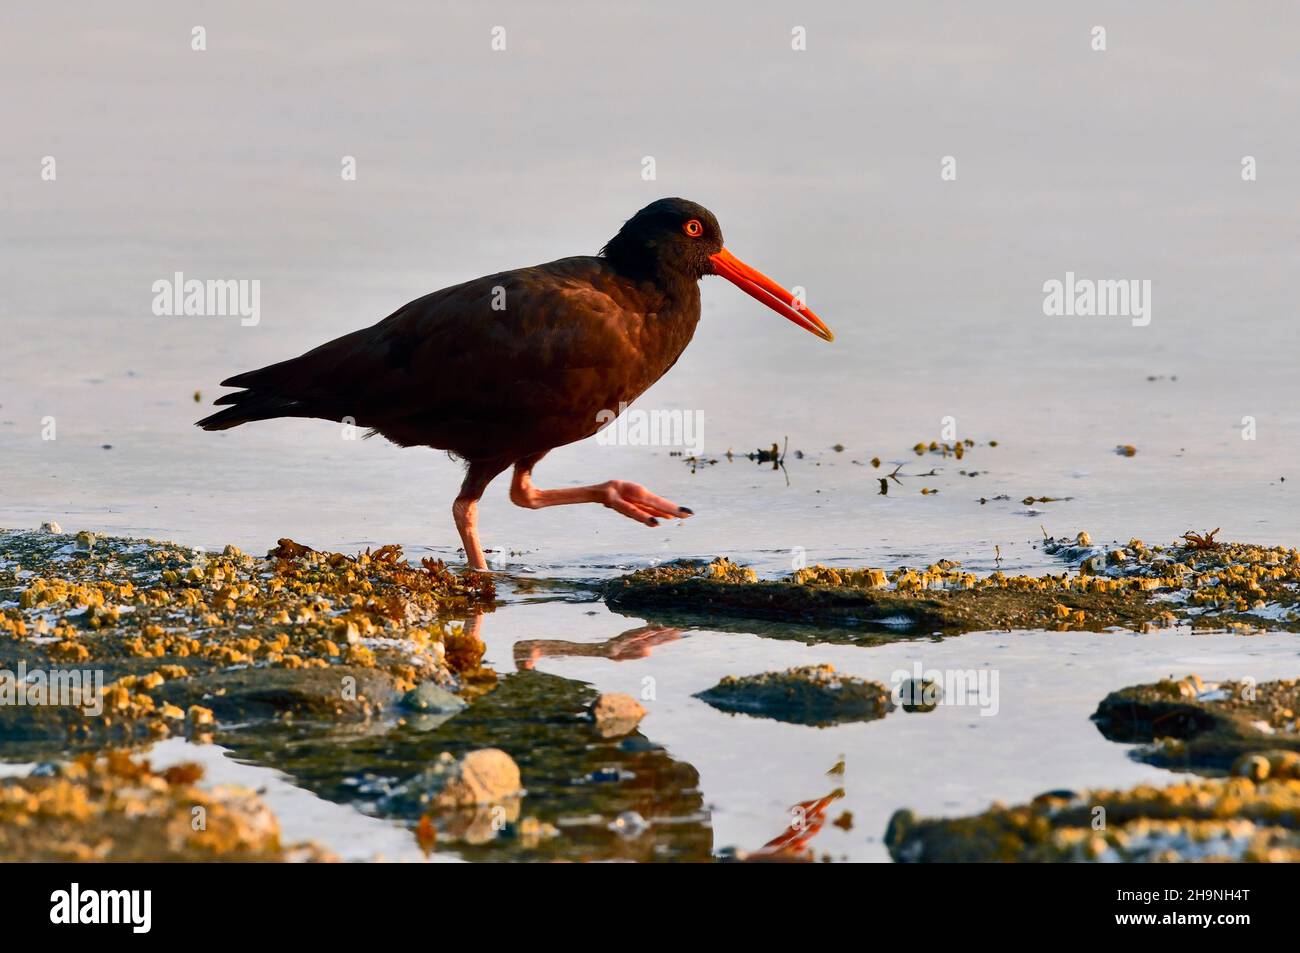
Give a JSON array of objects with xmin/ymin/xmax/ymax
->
[
  {"xmin": 3, "ymin": 3, "xmax": 1299, "ymax": 860},
  {"xmin": 480, "ymin": 601, "xmax": 1300, "ymax": 861},
  {"xmin": 136, "ymin": 600, "xmax": 1300, "ymax": 862},
  {"xmin": 3, "ymin": 2, "xmax": 1297, "ymax": 569}
]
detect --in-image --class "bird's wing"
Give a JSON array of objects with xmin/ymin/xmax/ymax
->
[{"xmin": 219, "ymin": 257, "xmax": 646, "ymax": 429}]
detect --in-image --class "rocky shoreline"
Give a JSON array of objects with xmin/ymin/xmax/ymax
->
[
  {"xmin": 4, "ymin": 525, "xmax": 1299, "ymax": 862},
  {"xmin": 604, "ymin": 534, "xmax": 1300, "ymax": 634}
]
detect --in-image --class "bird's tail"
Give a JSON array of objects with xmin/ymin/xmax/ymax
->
[{"xmin": 195, "ymin": 390, "xmax": 314, "ymax": 431}]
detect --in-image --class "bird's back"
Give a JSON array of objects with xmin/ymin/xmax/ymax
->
[{"xmin": 197, "ymin": 256, "xmax": 701, "ymax": 462}]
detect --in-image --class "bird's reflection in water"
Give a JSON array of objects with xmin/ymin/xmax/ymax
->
[
  {"xmin": 512, "ymin": 623, "xmax": 683, "ymax": 670},
  {"xmin": 220, "ymin": 612, "xmax": 712, "ymax": 861},
  {"xmin": 506, "ymin": 614, "xmax": 852, "ymax": 862},
  {"xmin": 745, "ymin": 788, "xmax": 845, "ymax": 862}
]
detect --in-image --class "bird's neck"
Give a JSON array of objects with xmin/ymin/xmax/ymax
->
[{"xmin": 602, "ymin": 237, "xmax": 703, "ymax": 289}]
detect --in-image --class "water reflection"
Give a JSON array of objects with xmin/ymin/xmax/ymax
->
[
  {"xmin": 514, "ymin": 623, "xmax": 684, "ymax": 669},
  {"xmin": 745, "ymin": 787, "xmax": 846, "ymax": 862},
  {"xmin": 219, "ymin": 614, "xmax": 714, "ymax": 861}
]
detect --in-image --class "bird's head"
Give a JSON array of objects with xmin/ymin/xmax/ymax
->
[{"xmin": 603, "ymin": 197, "xmax": 833, "ymax": 342}]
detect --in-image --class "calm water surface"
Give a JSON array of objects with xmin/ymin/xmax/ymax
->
[{"xmin": 3, "ymin": 3, "xmax": 1298, "ymax": 860}]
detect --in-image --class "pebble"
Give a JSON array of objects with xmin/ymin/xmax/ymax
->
[
  {"xmin": 589, "ymin": 692, "xmax": 646, "ymax": 738},
  {"xmin": 608, "ymin": 810, "xmax": 649, "ymax": 837},
  {"xmin": 413, "ymin": 748, "xmax": 522, "ymax": 808},
  {"xmin": 898, "ymin": 677, "xmax": 942, "ymax": 713},
  {"xmin": 400, "ymin": 681, "xmax": 468, "ymax": 715},
  {"xmin": 1235, "ymin": 755, "xmax": 1271, "ymax": 782}
]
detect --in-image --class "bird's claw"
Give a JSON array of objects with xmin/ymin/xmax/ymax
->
[{"xmin": 603, "ymin": 480, "xmax": 693, "ymax": 527}]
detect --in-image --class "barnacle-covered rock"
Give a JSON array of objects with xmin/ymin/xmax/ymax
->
[
  {"xmin": 695, "ymin": 664, "xmax": 894, "ymax": 727},
  {"xmin": 0, "ymin": 529, "xmax": 495, "ymax": 753},
  {"xmin": 0, "ymin": 751, "xmax": 334, "ymax": 862},
  {"xmin": 887, "ymin": 776, "xmax": 1300, "ymax": 862},
  {"xmin": 605, "ymin": 537, "xmax": 1300, "ymax": 633},
  {"xmin": 1094, "ymin": 676, "xmax": 1300, "ymax": 770}
]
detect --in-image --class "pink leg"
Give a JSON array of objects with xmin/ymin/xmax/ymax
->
[
  {"xmin": 509, "ymin": 457, "xmax": 693, "ymax": 527},
  {"xmin": 452, "ymin": 497, "xmax": 486, "ymax": 570},
  {"xmin": 453, "ymin": 460, "xmax": 509, "ymax": 570}
]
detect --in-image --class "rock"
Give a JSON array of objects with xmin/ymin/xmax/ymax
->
[
  {"xmin": 159, "ymin": 666, "xmax": 399, "ymax": 721},
  {"xmin": 401, "ymin": 681, "xmax": 467, "ymax": 715},
  {"xmin": 1236, "ymin": 754, "xmax": 1271, "ymax": 781},
  {"xmin": 590, "ymin": 692, "xmax": 645, "ymax": 738},
  {"xmin": 1233, "ymin": 750, "xmax": 1300, "ymax": 781},
  {"xmin": 390, "ymin": 748, "xmax": 522, "ymax": 811},
  {"xmin": 889, "ymin": 775, "xmax": 1300, "ymax": 862},
  {"xmin": 695, "ymin": 665, "xmax": 895, "ymax": 727},
  {"xmin": 74, "ymin": 531, "xmax": 96, "ymax": 551},
  {"xmin": 898, "ymin": 677, "xmax": 941, "ymax": 713},
  {"xmin": 1093, "ymin": 676, "xmax": 1300, "ymax": 770},
  {"xmin": 444, "ymin": 799, "xmax": 521, "ymax": 845},
  {"xmin": 604, "ymin": 553, "xmax": 1211, "ymax": 633},
  {"xmin": 0, "ymin": 751, "xmax": 334, "ymax": 862},
  {"xmin": 513, "ymin": 816, "xmax": 560, "ymax": 848},
  {"xmin": 39, "ymin": 521, "xmax": 62, "ymax": 534}
]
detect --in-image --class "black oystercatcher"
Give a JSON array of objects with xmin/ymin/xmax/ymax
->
[{"xmin": 198, "ymin": 198, "xmax": 833, "ymax": 569}]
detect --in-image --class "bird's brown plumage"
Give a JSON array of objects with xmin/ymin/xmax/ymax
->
[
  {"xmin": 198, "ymin": 197, "xmax": 832, "ymax": 569},
  {"xmin": 199, "ymin": 256, "xmax": 700, "ymax": 461}
]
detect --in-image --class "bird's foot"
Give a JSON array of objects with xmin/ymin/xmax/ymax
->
[{"xmin": 601, "ymin": 480, "xmax": 693, "ymax": 527}]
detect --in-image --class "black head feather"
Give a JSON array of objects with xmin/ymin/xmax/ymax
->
[{"xmin": 602, "ymin": 197, "xmax": 724, "ymax": 281}]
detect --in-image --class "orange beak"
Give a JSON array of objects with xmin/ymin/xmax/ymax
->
[{"xmin": 708, "ymin": 247, "xmax": 834, "ymax": 342}]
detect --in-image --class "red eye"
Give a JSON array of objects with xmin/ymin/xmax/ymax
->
[{"xmin": 683, "ymin": 219, "xmax": 703, "ymax": 237}]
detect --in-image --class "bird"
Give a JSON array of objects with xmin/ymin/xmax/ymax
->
[{"xmin": 197, "ymin": 197, "xmax": 833, "ymax": 570}]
